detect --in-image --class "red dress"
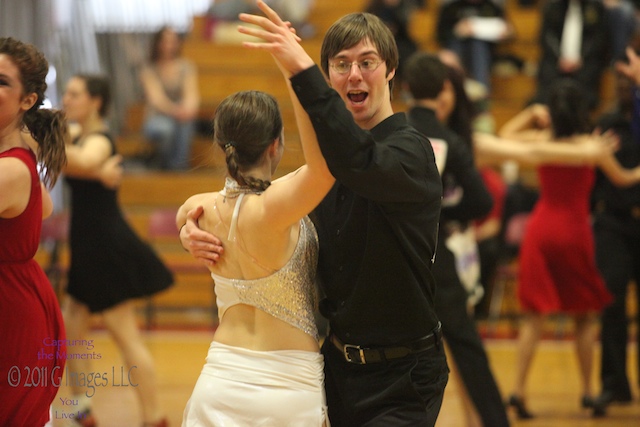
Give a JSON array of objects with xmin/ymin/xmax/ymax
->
[
  {"xmin": 517, "ymin": 165, "xmax": 613, "ymax": 313},
  {"xmin": 0, "ymin": 148, "xmax": 66, "ymax": 426}
]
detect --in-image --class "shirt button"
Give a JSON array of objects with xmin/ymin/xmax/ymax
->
[
  {"xmin": 340, "ymin": 195, "xmax": 345, "ymax": 201},
  {"xmin": 338, "ymin": 266, "xmax": 343, "ymax": 272},
  {"xmin": 336, "ymin": 229, "xmax": 340, "ymax": 236}
]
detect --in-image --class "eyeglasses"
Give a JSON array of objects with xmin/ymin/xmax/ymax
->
[{"xmin": 329, "ymin": 58, "xmax": 384, "ymax": 75}]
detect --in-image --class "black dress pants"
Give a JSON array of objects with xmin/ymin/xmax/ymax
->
[
  {"xmin": 321, "ymin": 330, "xmax": 449, "ymax": 426},
  {"xmin": 594, "ymin": 212, "xmax": 640, "ymax": 399},
  {"xmin": 433, "ymin": 243, "xmax": 511, "ymax": 427}
]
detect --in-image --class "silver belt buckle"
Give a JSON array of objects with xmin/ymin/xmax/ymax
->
[{"xmin": 343, "ymin": 343, "xmax": 366, "ymax": 364}]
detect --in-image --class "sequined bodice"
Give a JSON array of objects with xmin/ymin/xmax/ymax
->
[{"xmin": 212, "ymin": 215, "xmax": 320, "ymax": 340}]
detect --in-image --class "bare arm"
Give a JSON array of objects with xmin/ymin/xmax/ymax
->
[
  {"xmin": 498, "ymin": 104, "xmax": 552, "ymax": 142},
  {"xmin": 97, "ymin": 154, "xmax": 124, "ymax": 189},
  {"xmin": 41, "ymin": 183, "xmax": 53, "ymax": 219},
  {"xmin": 64, "ymin": 134, "xmax": 112, "ymax": 180},
  {"xmin": 474, "ymin": 132, "xmax": 610, "ymax": 167},
  {"xmin": 259, "ymin": 78, "xmax": 334, "ymax": 229},
  {"xmin": 597, "ymin": 153, "xmax": 640, "ymax": 187},
  {"xmin": 238, "ymin": 0, "xmax": 334, "ymax": 230}
]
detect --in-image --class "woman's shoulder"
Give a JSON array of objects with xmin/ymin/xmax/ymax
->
[
  {"xmin": 0, "ymin": 151, "xmax": 33, "ymax": 178},
  {"xmin": 185, "ymin": 191, "xmax": 219, "ymax": 208},
  {"xmin": 0, "ymin": 152, "xmax": 33, "ymax": 211},
  {"xmin": 0, "ymin": 146, "xmax": 35, "ymax": 163}
]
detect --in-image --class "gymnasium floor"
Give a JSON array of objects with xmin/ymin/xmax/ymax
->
[{"xmin": 50, "ymin": 320, "xmax": 639, "ymax": 427}]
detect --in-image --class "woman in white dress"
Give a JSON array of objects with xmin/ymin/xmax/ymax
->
[{"xmin": 177, "ymin": 5, "xmax": 334, "ymax": 425}]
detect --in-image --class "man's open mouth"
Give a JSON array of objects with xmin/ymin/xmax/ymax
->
[{"xmin": 348, "ymin": 91, "xmax": 368, "ymax": 104}]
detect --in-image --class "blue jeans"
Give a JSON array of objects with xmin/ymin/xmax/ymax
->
[
  {"xmin": 604, "ymin": 0, "xmax": 638, "ymax": 62},
  {"xmin": 448, "ymin": 38, "xmax": 493, "ymax": 89},
  {"xmin": 143, "ymin": 114, "xmax": 195, "ymax": 170}
]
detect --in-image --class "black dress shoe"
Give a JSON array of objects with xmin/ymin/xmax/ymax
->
[
  {"xmin": 506, "ymin": 394, "xmax": 534, "ymax": 419},
  {"xmin": 597, "ymin": 389, "xmax": 633, "ymax": 406},
  {"xmin": 580, "ymin": 395, "xmax": 606, "ymax": 417},
  {"xmin": 590, "ymin": 389, "xmax": 633, "ymax": 417},
  {"xmin": 581, "ymin": 395, "xmax": 596, "ymax": 409},
  {"xmin": 591, "ymin": 395, "xmax": 608, "ymax": 417}
]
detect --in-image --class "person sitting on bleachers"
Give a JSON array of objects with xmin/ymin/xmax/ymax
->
[
  {"xmin": 436, "ymin": 0, "xmax": 514, "ymax": 93},
  {"xmin": 529, "ymin": 0, "xmax": 610, "ymax": 111},
  {"xmin": 140, "ymin": 26, "xmax": 200, "ymax": 170}
]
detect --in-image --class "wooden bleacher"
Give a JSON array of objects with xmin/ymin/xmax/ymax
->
[
  {"xmin": 118, "ymin": 0, "xmax": 619, "ymax": 165},
  {"xmin": 59, "ymin": 0, "xmax": 619, "ymax": 328}
]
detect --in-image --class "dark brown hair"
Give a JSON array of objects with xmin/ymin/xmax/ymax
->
[
  {"xmin": 0, "ymin": 37, "xmax": 67, "ymax": 188},
  {"xmin": 548, "ymin": 79, "xmax": 591, "ymax": 138},
  {"xmin": 445, "ymin": 64, "xmax": 476, "ymax": 148},
  {"xmin": 403, "ymin": 52, "xmax": 447, "ymax": 100},
  {"xmin": 321, "ymin": 12, "xmax": 399, "ymax": 91},
  {"xmin": 149, "ymin": 26, "xmax": 182, "ymax": 62},
  {"xmin": 213, "ymin": 91, "xmax": 283, "ymax": 191},
  {"xmin": 74, "ymin": 74, "xmax": 112, "ymax": 118}
]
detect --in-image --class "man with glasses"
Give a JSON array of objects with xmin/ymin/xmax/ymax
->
[{"xmin": 181, "ymin": 2, "xmax": 447, "ymax": 425}]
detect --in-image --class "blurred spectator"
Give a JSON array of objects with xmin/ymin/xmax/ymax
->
[
  {"xmin": 436, "ymin": 0, "xmax": 514, "ymax": 91},
  {"xmin": 140, "ymin": 26, "xmax": 199, "ymax": 170},
  {"xmin": 365, "ymin": 0, "xmax": 422, "ymax": 87},
  {"xmin": 268, "ymin": 0, "xmax": 316, "ymax": 38},
  {"xmin": 206, "ymin": 1, "xmax": 316, "ymax": 41},
  {"xmin": 529, "ymin": 0, "xmax": 610, "ymax": 111},
  {"xmin": 439, "ymin": 48, "xmax": 495, "ymax": 132},
  {"xmin": 205, "ymin": 0, "xmax": 260, "ymax": 43},
  {"xmin": 603, "ymin": 0, "xmax": 638, "ymax": 61},
  {"xmin": 208, "ymin": 0, "xmax": 258, "ymax": 21}
]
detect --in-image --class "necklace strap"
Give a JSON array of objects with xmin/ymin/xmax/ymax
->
[
  {"xmin": 227, "ymin": 193, "xmax": 244, "ymax": 242},
  {"xmin": 220, "ymin": 177, "xmax": 261, "ymax": 199}
]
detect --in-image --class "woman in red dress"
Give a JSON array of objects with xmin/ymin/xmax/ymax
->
[
  {"xmin": 498, "ymin": 79, "xmax": 640, "ymax": 419},
  {"xmin": 0, "ymin": 37, "xmax": 67, "ymax": 426}
]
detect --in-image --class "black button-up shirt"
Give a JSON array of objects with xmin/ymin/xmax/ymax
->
[
  {"xmin": 406, "ymin": 106, "xmax": 493, "ymax": 227},
  {"xmin": 594, "ymin": 107, "xmax": 640, "ymax": 217},
  {"xmin": 291, "ymin": 66, "xmax": 442, "ymax": 346}
]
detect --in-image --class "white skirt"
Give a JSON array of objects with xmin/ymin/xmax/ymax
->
[{"xmin": 182, "ymin": 341, "xmax": 329, "ymax": 426}]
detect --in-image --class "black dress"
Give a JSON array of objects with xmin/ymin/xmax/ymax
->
[{"xmin": 65, "ymin": 133, "xmax": 173, "ymax": 312}]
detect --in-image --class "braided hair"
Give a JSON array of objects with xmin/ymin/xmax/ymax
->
[{"xmin": 213, "ymin": 91, "xmax": 283, "ymax": 192}]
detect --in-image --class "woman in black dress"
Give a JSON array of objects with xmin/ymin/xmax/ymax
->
[{"xmin": 61, "ymin": 74, "xmax": 173, "ymax": 427}]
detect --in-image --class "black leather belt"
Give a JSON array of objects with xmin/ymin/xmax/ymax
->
[
  {"xmin": 329, "ymin": 322, "xmax": 442, "ymax": 365},
  {"xmin": 595, "ymin": 201, "xmax": 640, "ymax": 220}
]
